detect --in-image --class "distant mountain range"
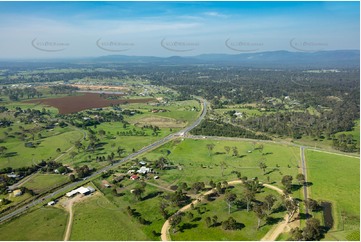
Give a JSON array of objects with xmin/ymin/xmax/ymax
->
[
  {"xmin": 1, "ymin": 50, "xmax": 359, "ymax": 69},
  {"xmin": 92, "ymin": 50, "xmax": 360, "ymax": 68}
]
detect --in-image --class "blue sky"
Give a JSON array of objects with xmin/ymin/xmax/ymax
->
[{"xmin": 0, "ymin": 1, "xmax": 359, "ymax": 58}]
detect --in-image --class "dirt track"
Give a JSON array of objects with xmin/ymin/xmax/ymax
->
[
  {"xmin": 61, "ymin": 192, "xmax": 99, "ymax": 241},
  {"xmin": 160, "ymin": 181, "xmax": 296, "ymax": 241}
]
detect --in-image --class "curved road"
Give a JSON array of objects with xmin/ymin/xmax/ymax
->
[
  {"xmin": 0, "ymin": 98, "xmax": 207, "ymax": 224},
  {"xmin": 160, "ymin": 180, "xmax": 289, "ymax": 241}
]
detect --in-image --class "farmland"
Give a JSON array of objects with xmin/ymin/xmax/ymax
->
[
  {"xmin": 70, "ymin": 194, "xmax": 149, "ymax": 241},
  {"xmin": 139, "ymin": 138, "xmax": 301, "ymax": 189},
  {"xmin": 22, "ymin": 174, "xmax": 69, "ymax": 194},
  {"xmin": 0, "ymin": 207, "xmax": 68, "ymax": 241},
  {"xmin": 306, "ymin": 150, "xmax": 360, "ymax": 241},
  {"xmin": 25, "ymin": 93, "xmax": 156, "ymax": 114}
]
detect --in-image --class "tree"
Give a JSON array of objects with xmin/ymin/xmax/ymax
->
[
  {"xmin": 296, "ymin": 173, "xmax": 305, "ymax": 185},
  {"xmin": 222, "ymin": 217, "xmax": 238, "ymax": 230},
  {"xmin": 232, "ymin": 146, "xmax": 238, "ymax": 157},
  {"xmin": 206, "ymin": 144, "xmax": 215, "ymax": 156},
  {"xmin": 290, "ymin": 227, "xmax": 303, "ymax": 241},
  {"xmin": 281, "ymin": 175, "xmax": 293, "ymax": 193},
  {"xmin": 159, "ymin": 201, "xmax": 169, "ymax": 219},
  {"xmin": 209, "ymin": 180, "xmax": 216, "ymax": 189},
  {"xmin": 56, "ymin": 148, "xmax": 61, "ymax": 153},
  {"xmin": 169, "ymin": 213, "xmax": 182, "ymax": 233},
  {"xmin": 0, "ymin": 146, "xmax": 7, "ymax": 156},
  {"xmin": 225, "ymin": 192, "xmax": 237, "ymax": 214},
  {"xmin": 205, "ymin": 217, "xmax": 212, "ymax": 227},
  {"xmin": 191, "ymin": 182, "xmax": 205, "ymax": 194},
  {"xmin": 132, "ymin": 187, "xmax": 145, "ymax": 201},
  {"xmin": 117, "ymin": 146, "xmax": 125, "ymax": 157},
  {"xmin": 264, "ymin": 194, "xmax": 277, "ymax": 215},
  {"xmin": 302, "ymin": 218, "xmax": 322, "ymax": 240},
  {"xmin": 259, "ymin": 162, "xmax": 267, "ymax": 174},
  {"xmin": 304, "ymin": 198, "xmax": 319, "ymax": 212},
  {"xmin": 284, "ymin": 198, "xmax": 298, "ymax": 223},
  {"xmin": 74, "ymin": 141, "xmax": 83, "ymax": 152},
  {"xmin": 69, "ymin": 174, "xmax": 76, "ymax": 182},
  {"xmin": 253, "ymin": 203, "xmax": 267, "ymax": 230},
  {"xmin": 220, "ymin": 161, "xmax": 228, "ymax": 177},
  {"xmin": 0, "ymin": 198, "xmax": 11, "ymax": 205},
  {"xmin": 212, "ymin": 215, "xmax": 218, "ymax": 226},
  {"xmin": 216, "ymin": 182, "xmax": 223, "ymax": 194},
  {"xmin": 224, "ymin": 146, "xmax": 231, "ymax": 155},
  {"xmin": 244, "ymin": 189, "xmax": 255, "ymax": 212}
]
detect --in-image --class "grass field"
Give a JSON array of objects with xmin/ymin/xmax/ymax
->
[
  {"xmin": 306, "ymin": 150, "xmax": 360, "ymax": 241},
  {"xmin": 0, "ymin": 207, "xmax": 68, "ymax": 240},
  {"xmin": 140, "ymin": 138, "xmax": 301, "ymax": 190},
  {"xmin": 126, "ymin": 99, "xmax": 201, "ymax": 125},
  {"xmin": 0, "ymin": 128, "xmax": 83, "ymax": 169},
  {"xmin": 22, "ymin": 174, "xmax": 69, "ymax": 193},
  {"xmin": 70, "ymin": 193, "xmax": 149, "ymax": 240}
]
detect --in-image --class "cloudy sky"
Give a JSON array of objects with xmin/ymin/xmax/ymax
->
[{"xmin": 0, "ymin": 1, "xmax": 359, "ymax": 58}]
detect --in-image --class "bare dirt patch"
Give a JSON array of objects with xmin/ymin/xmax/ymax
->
[
  {"xmin": 25, "ymin": 93, "xmax": 155, "ymax": 114},
  {"xmin": 69, "ymin": 84, "xmax": 129, "ymax": 91},
  {"xmin": 133, "ymin": 116, "xmax": 187, "ymax": 128}
]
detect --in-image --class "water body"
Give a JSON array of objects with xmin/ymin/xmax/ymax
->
[{"xmin": 321, "ymin": 201, "xmax": 334, "ymax": 230}]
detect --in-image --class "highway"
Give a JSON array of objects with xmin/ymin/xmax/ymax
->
[
  {"xmin": 300, "ymin": 146, "xmax": 309, "ymax": 215},
  {"xmin": 0, "ymin": 98, "xmax": 207, "ymax": 224}
]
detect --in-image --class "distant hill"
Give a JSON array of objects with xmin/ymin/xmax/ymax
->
[{"xmin": 92, "ymin": 50, "xmax": 360, "ymax": 68}]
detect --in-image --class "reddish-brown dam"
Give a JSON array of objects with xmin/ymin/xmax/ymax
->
[{"xmin": 25, "ymin": 93, "xmax": 155, "ymax": 114}]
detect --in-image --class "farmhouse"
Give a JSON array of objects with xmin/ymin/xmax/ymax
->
[
  {"xmin": 13, "ymin": 189, "xmax": 22, "ymax": 197},
  {"xmin": 66, "ymin": 186, "xmax": 95, "ymax": 197},
  {"xmin": 6, "ymin": 173, "xmax": 20, "ymax": 178},
  {"xmin": 137, "ymin": 166, "xmax": 152, "ymax": 174},
  {"xmin": 130, "ymin": 175, "xmax": 139, "ymax": 180}
]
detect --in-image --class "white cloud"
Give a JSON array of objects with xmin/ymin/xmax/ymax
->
[{"xmin": 203, "ymin": 11, "xmax": 228, "ymax": 18}]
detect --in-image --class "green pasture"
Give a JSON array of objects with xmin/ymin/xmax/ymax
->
[
  {"xmin": 140, "ymin": 138, "xmax": 301, "ymax": 189},
  {"xmin": 306, "ymin": 150, "xmax": 360, "ymax": 241},
  {"xmin": 70, "ymin": 193, "xmax": 149, "ymax": 241},
  {"xmin": 22, "ymin": 174, "xmax": 69, "ymax": 193},
  {"xmin": 0, "ymin": 207, "xmax": 68, "ymax": 240},
  {"xmin": 0, "ymin": 129, "xmax": 83, "ymax": 169}
]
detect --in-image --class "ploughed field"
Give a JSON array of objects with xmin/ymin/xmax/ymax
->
[{"xmin": 24, "ymin": 93, "xmax": 155, "ymax": 114}]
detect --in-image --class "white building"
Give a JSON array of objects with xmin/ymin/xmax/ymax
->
[
  {"xmin": 66, "ymin": 186, "xmax": 95, "ymax": 197},
  {"xmin": 137, "ymin": 166, "xmax": 152, "ymax": 174}
]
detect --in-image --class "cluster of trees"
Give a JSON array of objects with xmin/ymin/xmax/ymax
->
[
  {"xmin": 289, "ymin": 218, "xmax": 324, "ymax": 240},
  {"xmin": 49, "ymin": 85, "xmax": 79, "ymax": 94},
  {"xmin": 125, "ymin": 206, "xmax": 150, "ymax": 225},
  {"xmin": 146, "ymin": 66, "xmax": 358, "ymax": 146},
  {"xmin": 191, "ymin": 119, "xmax": 271, "ymax": 140},
  {"xmin": 74, "ymin": 165, "xmax": 93, "ymax": 178},
  {"xmin": 1, "ymin": 87, "xmax": 42, "ymax": 101},
  {"xmin": 332, "ymin": 133, "xmax": 358, "ymax": 152}
]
